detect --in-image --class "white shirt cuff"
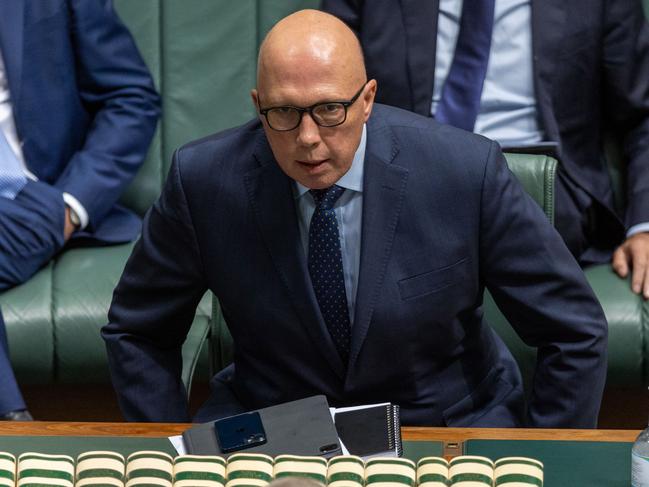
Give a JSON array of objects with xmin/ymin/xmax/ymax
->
[
  {"xmin": 627, "ymin": 222, "xmax": 649, "ymax": 238},
  {"xmin": 62, "ymin": 192, "xmax": 89, "ymax": 230}
]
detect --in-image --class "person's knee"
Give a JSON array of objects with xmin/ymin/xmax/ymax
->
[
  {"xmin": 0, "ymin": 181, "xmax": 66, "ymax": 291},
  {"xmin": 0, "ymin": 248, "xmax": 55, "ymax": 291}
]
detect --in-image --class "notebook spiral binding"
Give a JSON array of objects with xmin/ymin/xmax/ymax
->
[{"xmin": 386, "ymin": 405, "xmax": 403, "ymax": 457}]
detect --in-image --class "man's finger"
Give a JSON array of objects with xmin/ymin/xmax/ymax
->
[
  {"xmin": 611, "ymin": 246, "xmax": 629, "ymax": 278},
  {"xmin": 631, "ymin": 251, "xmax": 647, "ymax": 295},
  {"xmin": 643, "ymin": 263, "xmax": 649, "ymax": 300}
]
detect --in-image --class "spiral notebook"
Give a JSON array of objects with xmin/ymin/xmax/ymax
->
[{"xmin": 332, "ymin": 403, "xmax": 402, "ymax": 458}]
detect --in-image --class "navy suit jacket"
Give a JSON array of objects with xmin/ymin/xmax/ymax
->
[
  {"xmin": 104, "ymin": 104, "xmax": 607, "ymax": 428},
  {"xmin": 322, "ymin": 0, "xmax": 649, "ymax": 236},
  {"xmin": 0, "ymin": 0, "xmax": 160, "ymax": 242}
]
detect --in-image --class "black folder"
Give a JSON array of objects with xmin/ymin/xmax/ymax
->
[
  {"xmin": 182, "ymin": 395, "xmax": 342, "ymax": 458},
  {"xmin": 333, "ymin": 403, "xmax": 402, "ymax": 458}
]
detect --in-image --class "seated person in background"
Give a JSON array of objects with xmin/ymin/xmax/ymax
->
[
  {"xmin": 0, "ymin": 0, "xmax": 160, "ymax": 420},
  {"xmin": 322, "ymin": 0, "xmax": 649, "ymax": 297},
  {"xmin": 103, "ymin": 10, "xmax": 607, "ymax": 428}
]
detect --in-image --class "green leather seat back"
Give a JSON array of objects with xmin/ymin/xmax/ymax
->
[
  {"xmin": 114, "ymin": 0, "xmax": 163, "ymax": 216},
  {"xmin": 502, "ymin": 153, "xmax": 556, "ymax": 223}
]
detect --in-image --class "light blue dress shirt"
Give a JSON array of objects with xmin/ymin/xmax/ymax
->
[
  {"xmin": 433, "ymin": 0, "xmax": 647, "ymax": 237},
  {"xmin": 294, "ymin": 124, "xmax": 366, "ymax": 325},
  {"xmin": 432, "ymin": 0, "xmax": 544, "ymax": 146}
]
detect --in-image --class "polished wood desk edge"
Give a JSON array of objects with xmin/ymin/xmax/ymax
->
[
  {"xmin": 0, "ymin": 423, "xmax": 640, "ymax": 443},
  {"xmin": 403, "ymin": 427, "xmax": 639, "ymax": 443},
  {"xmin": 0, "ymin": 422, "xmax": 192, "ymax": 437}
]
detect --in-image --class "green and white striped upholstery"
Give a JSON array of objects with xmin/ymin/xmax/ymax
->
[
  {"xmin": 0, "ymin": 451, "xmax": 548, "ymax": 487},
  {"xmin": 125, "ymin": 451, "xmax": 173, "ymax": 487},
  {"xmin": 173, "ymin": 455, "xmax": 227, "ymax": 487},
  {"xmin": 365, "ymin": 458, "xmax": 416, "ymax": 487},
  {"xmin": 273, "ymin": 455, "xmax": 327, "ymax": 484},
  {"xmin": 494, "ymin": 457, "xmax": 543, "ymax": 487},
  {"xmin": 225, "ymin": 453, "xmax": 274, "ymax": 487},
  {"xmin": 76, "ymin": 451, "xmax": 125, "ymax": 487},
  {"xmin": 0, "ymin": 453, "xmax": 15, "ymax": 487},
  {"xmin": 449, "ymin": 456, "xmax": 493, "ymax": 487},
  {"xmin": 326, "ymin": 455, "xmax": 364, "ymax": 487},
  {"xmin": 416, "ymin": 457, "xmax": 448, "ymax": 487},
  {"xmin": 17, "ymin": 452, "xmax": 75, "ymax": 487}
]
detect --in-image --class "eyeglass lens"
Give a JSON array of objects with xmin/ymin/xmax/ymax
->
[{"xmin": 267, "ymin": 103, "xmax": 346, "ymax": 130}]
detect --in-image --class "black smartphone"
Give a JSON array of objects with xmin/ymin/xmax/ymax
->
[{"xmin": 214, "ymin": 411, "xmax": 268, "ymax": 453}]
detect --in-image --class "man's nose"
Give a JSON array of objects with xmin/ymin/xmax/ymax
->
[{"xmin": 296, "ymin": 112, "xmax": 322, "ymax": 147}]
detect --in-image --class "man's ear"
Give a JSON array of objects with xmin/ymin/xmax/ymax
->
[
  {"xmin": 251, "ymin": 89, "xmax": 260, "ymax": 113},
  {"xmin": 362, "ymin": 79, "xmax": 378, "ymax": 121}
]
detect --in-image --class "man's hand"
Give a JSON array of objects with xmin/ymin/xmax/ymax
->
[
  {"xmin": 64, "ymin": 206, "xmax": 76, "ymax": 242},
  {"xmin": 612, "ymin": 232, "xmax": 649, "ymax": 299}
]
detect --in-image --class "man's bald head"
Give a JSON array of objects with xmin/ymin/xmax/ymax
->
[{"xmin": 257, "ymin": 9, "xmax": 366, "ymax": 92}]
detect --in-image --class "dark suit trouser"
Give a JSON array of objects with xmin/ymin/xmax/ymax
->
[
  {"xmin": 555, "ymin": 168, "xmax": 624, "ymax": 266},
  {"xmin": 0, "ymin": 312, "xmax": 24, "ymax": 414},
  {"xmin": 0, "ymin": 180, "xmax": 65, "ymax": 413}
]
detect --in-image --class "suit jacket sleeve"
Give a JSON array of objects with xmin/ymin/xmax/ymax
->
[
  {"xmin": 602, "ymin": 0, "xmax": 649, "ymax": 228},
  {"xmin": 480, "ymin": 141, "xmax": 608, "ymax": 428},
  {"xmin": 102, "ymin": 151, "xmax": 206, "ymax": 422},
  {"xmin": 53, "ymin": 0, "xmax": 160, "ymax": 228}
]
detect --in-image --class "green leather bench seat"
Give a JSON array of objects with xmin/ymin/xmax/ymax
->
[
  {"xmin": 0, "ymin": 0, "xmax": 319, "ymax": 396},
  {"xmin": 1, "ymin": 0, "xmax": 646, "ymax": 417}
]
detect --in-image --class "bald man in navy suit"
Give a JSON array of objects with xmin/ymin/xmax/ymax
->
[{"xmin": 104, "ymin": 10, "xmax": 606, "ymax": 428}]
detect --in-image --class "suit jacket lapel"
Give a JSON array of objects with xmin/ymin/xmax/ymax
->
[
  {"xmin": 349, "ymin": 113, "xmax": 408, "ymax": 370},
  {"xmin": 531, "ymin": 0, "xmax": 565, "ymax": 144},
  {"xmin": 400, "ymin": 0, "xmax": 439, "ymax": 116},
  {"xmin": 0, "ymin": 1, "xmax": 24, "ymax": 110},
  {"xmin": 246, "ymin": 134, "xmax": 346, "ymax": 378}
]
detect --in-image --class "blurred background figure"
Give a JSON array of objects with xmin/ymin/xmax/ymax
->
[
  {"xmin": 322, "ymin": 0, "xmax": 649, "ymax": 297},
  {"xmin": 0, "ymin": 0, "xmax": 160, "ymax": 420}
]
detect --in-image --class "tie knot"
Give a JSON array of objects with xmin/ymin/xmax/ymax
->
[{"xmin": 310, "ymin": 185, "xmax": 345, "ymax": 210}]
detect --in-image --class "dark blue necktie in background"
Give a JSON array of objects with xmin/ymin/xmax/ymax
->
[
  {"xmin": 0, "ymin": 130, "xmax": 26, "ymax": 199},
  {"xmin": 308, "ymin": 185, "xmax": 352, "ymax": 363},
  {"xmin": 435, "ymin": 0, "xmax": 496, "ymax": 131}
]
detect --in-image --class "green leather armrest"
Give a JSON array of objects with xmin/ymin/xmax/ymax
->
[
  {"xmin": 585, "ymin": 264, "xmax": 644, "ymax": 386},
  {"xmin": 1, "ymin": 243, "xmax": 211, "ymax": 392},
  {"xmin": 503, "ymin": 153, "xmax": 556, "ymax": 224}
]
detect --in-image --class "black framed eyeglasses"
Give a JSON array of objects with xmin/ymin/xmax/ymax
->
[{"xmin": 258, "ymin": 82, "xmax": 368, "ymax": 131}]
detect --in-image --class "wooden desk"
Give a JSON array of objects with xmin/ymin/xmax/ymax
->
[{"xmin": 0, "ymin": 421, "xmax": 639, "ymax": 443}]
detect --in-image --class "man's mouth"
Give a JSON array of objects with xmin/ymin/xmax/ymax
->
[{"xmin": 297, "ymin": 158, "xmax": 329, "ymax": 166}]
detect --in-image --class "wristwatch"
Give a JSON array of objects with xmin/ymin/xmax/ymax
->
[{"xmin": 67, "ymin": 205, "xmax": 81, "ymax": 229}]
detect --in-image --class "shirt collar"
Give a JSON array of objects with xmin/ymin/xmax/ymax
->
[{"xmin": 294, "ymin": 123, "xmax": 367, "ymax": 198}]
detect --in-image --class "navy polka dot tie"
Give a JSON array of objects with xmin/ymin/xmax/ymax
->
[{"xmin": 308, "ymin": 185, "xmax": 351, "ymax": 363}]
